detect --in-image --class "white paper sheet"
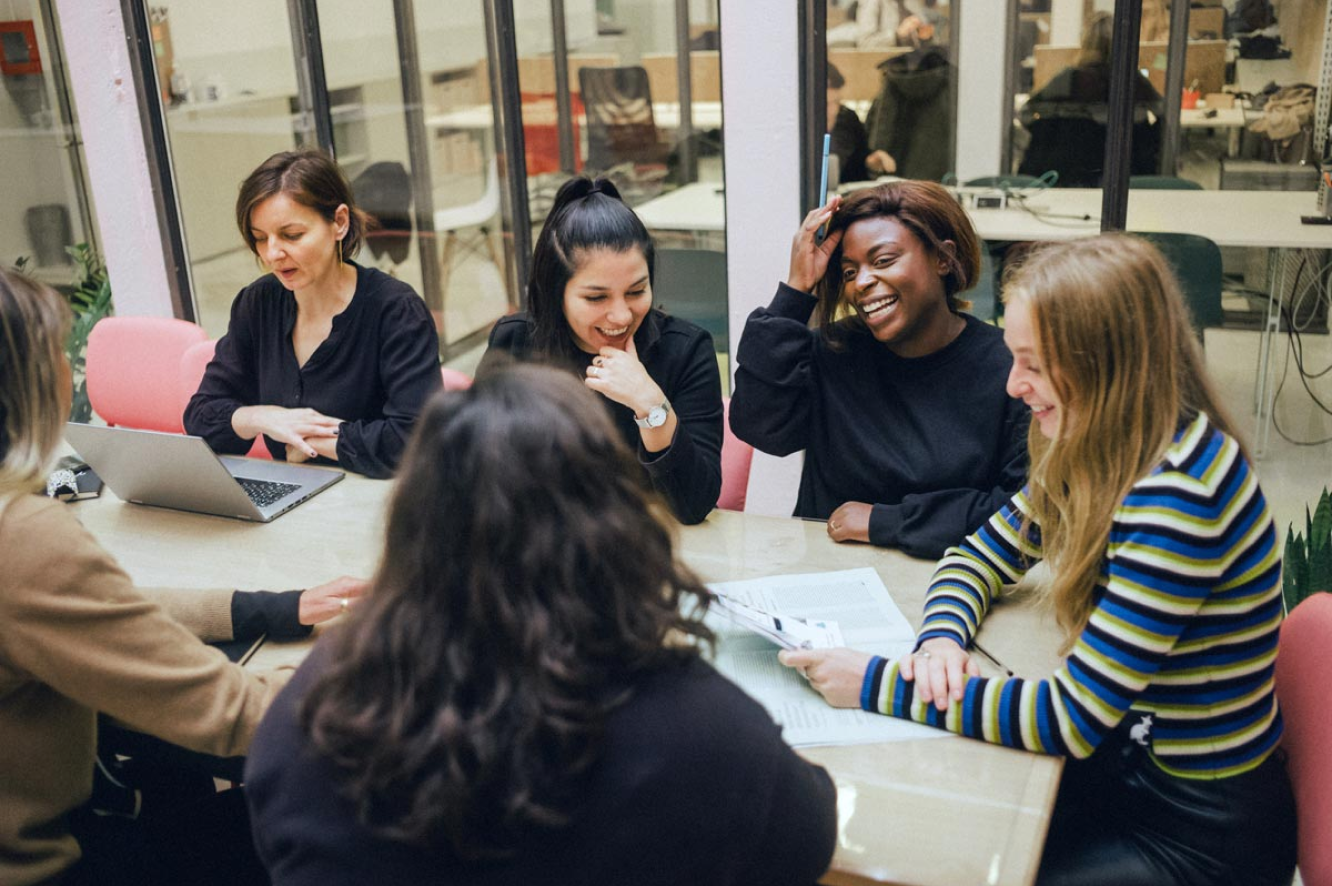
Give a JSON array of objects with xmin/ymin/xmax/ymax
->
[{"xmin": 707, "ymin": 567, "xmax": 952, "ymax": 748}]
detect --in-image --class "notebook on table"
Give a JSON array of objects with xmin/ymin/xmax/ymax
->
[{"xmin": 65, "ymin": 423, "xmax": 343, "ymax": 523}]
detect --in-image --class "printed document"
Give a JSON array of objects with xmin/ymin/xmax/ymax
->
[{"xmin": 707, "ymin": 567, "xmax": 951, "ymax": 748}]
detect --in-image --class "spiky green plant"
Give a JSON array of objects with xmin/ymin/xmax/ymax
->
[
  {"xmin": 1284, "ymin": 488, "xmax": 1332, "ymax": 614},
  {"xmin": 62, "ymin": 244, "xmax": 115, "ymax": 423}
]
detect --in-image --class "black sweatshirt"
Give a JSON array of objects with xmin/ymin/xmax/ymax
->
[
  {"xmin": 184, "ymin": 264, "xmax": 441, "ymax": 479},
  {"xmin": 730, "ymin": 283, "xmax": 1029, "ymax": 559},
  {"xmin": 246, "ymin": 645, "xmax": 838, "ymax": 886},
  {"xmin": 484, "ymin": 310, "xmax": 723, "ymax": 525}
]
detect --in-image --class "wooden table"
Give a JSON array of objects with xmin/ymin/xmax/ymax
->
[{"xmin": 74, "ymin": 474, "xmax": 1064, "ymax": 886}]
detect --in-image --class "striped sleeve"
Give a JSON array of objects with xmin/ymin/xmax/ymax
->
[
  {"xmin": 916, "ymin": 489, "xmax": 1043, "ymax": 649},
  {"xmin": 864, "ymin": 420, "xmax": 1284, "ymax": 771}
]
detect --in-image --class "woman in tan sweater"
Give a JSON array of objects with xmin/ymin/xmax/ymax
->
[{"xmin": 0, "ymin": 268, "xmax": 361, "ymax": 886}]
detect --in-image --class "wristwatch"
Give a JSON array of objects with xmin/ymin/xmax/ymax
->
[{"xmin": 634, "ymin": 398, "xmax": 672, "ymax": 429}]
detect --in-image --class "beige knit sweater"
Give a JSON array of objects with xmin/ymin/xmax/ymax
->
[{"xmin": 0, "ymin": 495, "xmax": 290, "ymax": 885}]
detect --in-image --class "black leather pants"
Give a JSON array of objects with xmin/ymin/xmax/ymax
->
[{"xmin": 1037, "ymin": 716, "xmax": 1297, "ymax": 886}]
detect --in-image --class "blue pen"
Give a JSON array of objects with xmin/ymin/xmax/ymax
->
[{"xmin": 816, "ymin": 133, "xmax": 832, "ymax": 242}]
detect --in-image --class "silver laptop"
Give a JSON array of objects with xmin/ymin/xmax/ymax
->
[{"xmin": 65, "ymin": 423, "xmax": 344, "ymax": 522}]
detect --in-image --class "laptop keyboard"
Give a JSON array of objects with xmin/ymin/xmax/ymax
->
[{"xmin": 236, "ymin": 477, "xmax": 302, "ymax": 508}]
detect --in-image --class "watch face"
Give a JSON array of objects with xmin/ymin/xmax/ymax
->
[{"xmin": 646, "ymin": 405, "xmax": 668, "ymax": 428}]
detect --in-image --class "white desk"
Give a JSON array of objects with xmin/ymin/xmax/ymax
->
[
  {"xmin": 76, "ymin": 476, "xmax": 1064, "ymax": 886},
  {"xmin": 426, "ymin": 100, "xmax": 722, "ymax": 133},
  {"xmin": 635, "ymin": 180, "xmax": 1323, "ymax": 247}
]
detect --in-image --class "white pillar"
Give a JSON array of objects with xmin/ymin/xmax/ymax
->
[
  {"xmin": 953, "ymin": 1, "xmax": 1010, "ymax": 180},
  {"xmin": 718, "ymin": 0, "xmax": 803, "ymax": 516},
  {"xmin": 57, "ymin": 0, "xmax": 176, "ymax": 317}
]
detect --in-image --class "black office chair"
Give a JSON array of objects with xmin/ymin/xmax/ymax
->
[
  {"xmin": 654, "ymin": 248, "xmax": 728, "ymax": 352},
  {"xmin": 1133, "ymin": 231, "xmax": 1224, "ymax": 339},
  {"xmin": 578, "ymin": 66, "xmax": 669, "ymax": 200},
  {"xmin": 352, "ymin": 161, "xmax": 413, "ymax": 267}
]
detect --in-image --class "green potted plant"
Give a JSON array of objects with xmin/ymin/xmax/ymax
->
[
  {"xmin": 1283, "ymin": 487, "xmax": 1332, "ymax": 614},
  {"xmin": 11, "ymin": 244, "xmax": 114, "ymax": 422}
]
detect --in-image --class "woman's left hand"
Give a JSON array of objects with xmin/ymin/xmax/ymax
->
[
  {"xmin": 777, "ymin": 647, "xmax": 875, "ymax": 708},
  {"xmin": 585, "ymin": 334, "xmax": 664, "ymax": 416},
  {"xmin": 827, "ymin": 502, "xmax": 872, "ymax": 543},
  {"xmin": 298, "ymin": 575, "xmax": 368, "ymax": 625}
]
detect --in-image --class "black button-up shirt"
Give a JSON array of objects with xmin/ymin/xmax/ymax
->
[{"xmin": 184, "ymin": 263, "xmax": 441, "ymax": 479}]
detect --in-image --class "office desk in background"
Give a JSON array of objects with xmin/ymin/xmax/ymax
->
[
  {"xmin": 76, "ymin": 476, "xmax": 1064, "ymax": 886},
  {"xmin": 426, "ymin": 100, "xmax": 724, "ymax": 133}
]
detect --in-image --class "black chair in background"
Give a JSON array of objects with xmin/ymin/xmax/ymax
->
[
  {"xmin": 578, "ymin": 65, "xmax": 670, "ymax": 200},
  {"xmin": 1134, "ymin": 231, "xmax": 1225, "ymax": 340},
  {"xmin": 352, "ymin": 161, "xmax": 413, "ymax": 268}
]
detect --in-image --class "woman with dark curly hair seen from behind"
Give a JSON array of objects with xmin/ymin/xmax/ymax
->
[
  {"xmin": 243, "ymin": 365, "xmax": 837, "ymax": 885},
  {"xmin": 483, "ymin": 176, "xmax": 723, "ymax": 524},
  {"xmin": 730, "ymin": 181, "xmax": 1028, "ymax": 558},
  {"xmin": 185, "ymin": 149, "xmax": 440, "ymax": 479}
]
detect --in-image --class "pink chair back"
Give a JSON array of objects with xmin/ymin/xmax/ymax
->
[
  {"xmin": 441, "ymin": 367, "xmax": 474, "ymax": 391},
  {"xmin": 717, "ymin": 397, "xmax": 753, "ymax": 511},
  {"xmin": 179, "ymin": 339, "xmax": 271, "ymax": 460},
  {"xmin": 86, "ymin": 317, "xmax": 207, "ymax": 433},
  {"xmin": 1276, "ymin": 592, "xmax": 1332, "ymax": 886}
]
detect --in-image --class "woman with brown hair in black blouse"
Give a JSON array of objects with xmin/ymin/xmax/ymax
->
[{"xmin": 185, "ymin": 149, "xmax": 440, "ymax": 479}]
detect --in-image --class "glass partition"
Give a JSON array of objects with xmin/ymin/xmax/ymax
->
[
  {"xmin": 514, "ymin": 0, "xmax": 731, "ymax": 366},
  {"xmin": 1000, "ymin": 0, "xmax": 1332, "ymax": 526},
  {"xmin": 826, "ymin": 0, "xmax": 956, "ymax": 185},
  {"xmin": 0, "ymin": 1, "xmax": 99, "ymax": 283},
  {"xmin": 144, "ymin": 2, "xmax": 303, "ymax": 335}
]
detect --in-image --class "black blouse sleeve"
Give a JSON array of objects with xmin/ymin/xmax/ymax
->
[
  {"xmin": 641, "ymin": 326, "xmax": 723, "ymax": 525},
  {"xmin": 729, "ymin": 283, "xmax": 821, "ymax": 456},
  {"xmin": 867, "ymin": 394, "xmax": 1030, "ymax": 558},
  {"xmin": 230, "ymin": 590, "xmax": 311, "ymax": 641},
  {"xmin": 334, "ymin": 294, "xmax": 440, "ymax": 479},
  {"xmin": 183, "ymin": 290, "xmax": 261, "ymax": 454}
]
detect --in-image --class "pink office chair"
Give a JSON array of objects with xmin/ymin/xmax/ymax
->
[
  {"xmin": 1275, "ymin": 592, "xmax": 1332, "ymax": 886},
  {"xmin": 717, "ymin": 397, "xmax": 753, "ymax": 511},
  {"xmin": 179, "ymin": 339, "xmax": 271, "ymax": 460},
  {"xmin": 441, "ymin": 367, "xmax": 474, "ymax": 391},
  {"xmin": 86, "ymin": 317, "xmax": 207, "ymax": 433}
]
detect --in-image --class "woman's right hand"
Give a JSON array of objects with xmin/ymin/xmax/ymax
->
[
  {"xmin": 898, "ymin": 637, "xmax": 980, "ymax": 711},
  {"xmin": 231, "ymin": 405, "xmax": 341, "ymax": 459},
  {"xmin": 786, "ymin": 196, "xmax": 843, "ymax": 293}
]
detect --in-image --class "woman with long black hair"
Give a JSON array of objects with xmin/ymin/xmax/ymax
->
[{"xmin": 483, "ymin": 176, "xmax": 723, "ymax": 524}]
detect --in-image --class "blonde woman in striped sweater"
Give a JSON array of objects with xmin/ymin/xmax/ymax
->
[{"xmin": 782, "ymin": 235, "xmax": 1297, "ymax": 886}]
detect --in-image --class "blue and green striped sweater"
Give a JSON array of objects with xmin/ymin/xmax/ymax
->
[{"xmin": 862, "ymin": 413, "xmax": 1284, "ymax": 777}]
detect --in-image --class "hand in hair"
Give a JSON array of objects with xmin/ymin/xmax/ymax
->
[
  {"xmin": 787, "ymin": 197, "xmax": 845, "ymax": 293},
  {"xmin": 826, "ymin": 501, "xmax": 872, "ymax": 544},
  {"xmin": 899, "ymin": 637, "xmax": 979, "ymax": 712},
  {"xmin": 298, "ymin": 575, "xmax": 368, "ymax": 624},
  {"xmin": 231, "ymin": 405, "xmax": 342, "ymax": 459},
  {"xmin": 777, "ymin": 646, "xmax": 874, "ymax": 708},
  {"xmin": 585, "ymin": 334, "xmax": 668, "ymax": 421}
]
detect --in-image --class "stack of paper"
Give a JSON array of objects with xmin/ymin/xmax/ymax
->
[{"xmin": 706, "ymin": 567, "xmax": 951, "ymax": 748}]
